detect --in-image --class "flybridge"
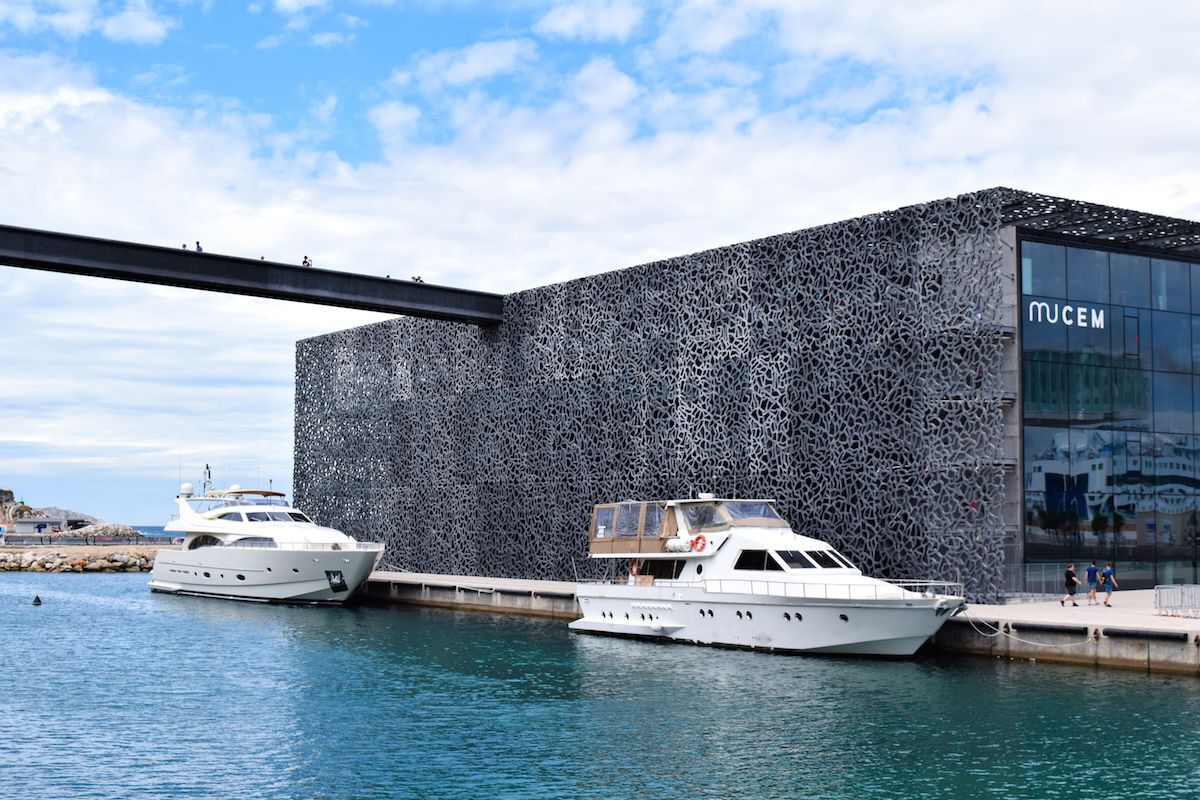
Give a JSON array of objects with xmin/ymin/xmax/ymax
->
[
  {"xmin": 0, "ymin": 223, "xmax": 505, "ymax": 324},
  {"xmin": 1026, "ymin": 299, "xmax": 1105, "ymax": 329}
]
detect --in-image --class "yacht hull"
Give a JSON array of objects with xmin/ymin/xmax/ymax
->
[
  {"xmin": 148, "ymin": 547, "xmax": 379, "ymax": 605},
  {"xmin": 569, "ymin": 584, "xmax": 963, "ymax": 657}
]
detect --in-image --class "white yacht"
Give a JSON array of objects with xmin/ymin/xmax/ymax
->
[
  {"xmin": 148, "ymin": 475, "xmax": 384, "ymax": 604},
  {"xmin": 570, "ymin": 496, "xmax": 965, "ymax": 656}
]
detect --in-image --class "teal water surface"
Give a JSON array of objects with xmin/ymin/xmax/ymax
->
[{"xmin": 2, "ymin": 573, "xmax": 1199, "ymax": 799}]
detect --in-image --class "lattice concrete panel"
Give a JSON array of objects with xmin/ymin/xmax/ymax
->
[{"xmin": 295, "ymin": 188, "xmax": 1011, "ymax": 601}]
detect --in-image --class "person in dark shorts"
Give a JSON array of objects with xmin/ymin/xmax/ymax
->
[
  {"xmin": 1085, "ymin": 560, "xmax": 1100, "ymax": 605},
  {"xmin": 1062, "ymin": 563, "xmax": 1081, "ymax": 607},
  {"xmin": 1101, "ymin": 562, "xmax": 1119, "ymax": 607}
]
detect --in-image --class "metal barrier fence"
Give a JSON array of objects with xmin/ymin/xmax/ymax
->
[{"xmin": 1154, "ymin": 585, "xmax": 1200, "ymax": 618}]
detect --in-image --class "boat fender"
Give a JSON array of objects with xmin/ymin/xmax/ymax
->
[
  {"xmin": 690, "ymin": 535, "xmax": 707, "ymax": 553},
  {"xmin": 628, "ymin": 560, "xmax": 639, "ymax": 576}
]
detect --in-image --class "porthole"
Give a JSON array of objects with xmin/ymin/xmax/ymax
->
[
  {"xmin": 203, "ymin": 572, "xmax": 210, "ymax": 578},
  {"xmin": 839, "ymin": 614, "xmax": 849, "ymax": 622},
  {"xmin": 266, "ymin": 567, "xmax": 272, "ymax": 572},
  {"xmin": 784, "ymin": 612, "xmax": 791, "ymax": 621},
  {"xmin": 699, "ymin": 609, "xmax": 706, "ymax": 618},
  {"xmin": 746, "ymin": 611, "xmax": 753, "ymax": 620},
  {"xmin": 696, "ymin": 564, "xmax": 703, "ymax": 575},
  {"xmin": 625, "ymin": 613, "xmax": 630, "ymax": 620},
  {"xmin": 640, "ymin": 613, "xmax": 646, "ymax": 620},
  {"xmin": 707, "ymin": 609, "xmax": 714, "ymax": 617},
  {"xmin": 292, "ymin": 568, "xmax": 299, "ymax": 573},
  {"xmin": 736, "ymin": 611, "xmax": 743, "ymax": 619},
  {"xmin": 795, "ymin": 614, "xmax": 803, "ymax": 622},
  {"xmin": 236, "ymin": 575, "xmax": 245, "ymax": 581}
]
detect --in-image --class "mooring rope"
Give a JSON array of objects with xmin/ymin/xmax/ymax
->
[{"xmin": 960, "ymin": 608, "xmax": 1096, "ymax": 649}]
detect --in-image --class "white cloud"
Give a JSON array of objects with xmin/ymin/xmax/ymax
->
[
  {"xmin": 570, "ymin": 57, "xmax": 639, "ymax": 112},
  {"xmin": 406, "ymin": 38, "xmax": 537, "ymax": 93},
  {"xmin": 311, "ymin": 30, "xmax": 351, "ymax": 47},
  {"xmin": 535, "ymin": 0, "xmax": 643, "ymax": 42},
  {"xmin": 274, "ymin": 0, "xmax": 324, "ymax": 14},
  {"xmin": 99, "ymin": 0, "xmax": 173, "ymax": 44}
]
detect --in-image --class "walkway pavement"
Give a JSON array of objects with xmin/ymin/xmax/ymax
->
[{"xmin": 964, "ymin": 589, "xmax": 1200, "ymax": 634}]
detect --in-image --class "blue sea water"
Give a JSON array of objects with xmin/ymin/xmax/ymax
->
[{"xmin": 2, "ymin": 573, "xmax": 1199, "ymax": 800}]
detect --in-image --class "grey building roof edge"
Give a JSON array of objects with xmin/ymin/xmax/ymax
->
[{"xmin": 996, "ymin": 187, "xmax": 1200, "ymax": 258}]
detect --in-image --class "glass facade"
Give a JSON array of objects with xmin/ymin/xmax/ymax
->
[{"xmin": 1022, "ymin": 240, "xmax": 1200, "ymax": 588}]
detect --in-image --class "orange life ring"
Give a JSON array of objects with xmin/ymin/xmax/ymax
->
[
  {"xmin": 629, "ymin": 560, "xmax": 639, "ymax": 576},
  {"xmin": 691, "ymin": 535, "xmax": 707, "ymax": 553}
]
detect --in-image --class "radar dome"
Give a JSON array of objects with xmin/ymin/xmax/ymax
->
[
  {"xmin": 228, "ymin": 483, "xmax": 242, "ymax": 492},
  {"xmin": 180, "ymin": 482, "xmax": 194, "ymax": 496}
]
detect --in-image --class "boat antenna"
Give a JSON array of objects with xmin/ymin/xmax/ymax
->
[{"xmin": 202, "ymin": 463, "xmax": 212, "ymax": 496}]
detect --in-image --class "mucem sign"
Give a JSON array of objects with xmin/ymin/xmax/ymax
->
[{"xmin": 294, "ymin": 187, "xmax": 1200, "ymax": 601}]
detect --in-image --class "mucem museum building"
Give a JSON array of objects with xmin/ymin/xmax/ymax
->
[{"xmin": 294, "ymin": 187, "xmax": 1200, "ymax": 602}]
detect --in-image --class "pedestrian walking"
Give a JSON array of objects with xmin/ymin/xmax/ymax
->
[
  {"xmin": 1100, "ymin": 561, "xmax": 1119, "ymax": 606},
  {"xmin": 1085, "ymin": 560, "xmax": 1099, "ymax": 605},
  {"xmin": 1061, "ymin": 563, "xmax": 1081, "ymax": 607}
]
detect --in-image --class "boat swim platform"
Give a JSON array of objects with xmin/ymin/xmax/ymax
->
[
  {"xmin": 935, "ymin": 589, "xmax": 1200, "ymax": 675},
  {"xmin": 364, "ymin": 571, "xmax": 580, "ymax": 619}
]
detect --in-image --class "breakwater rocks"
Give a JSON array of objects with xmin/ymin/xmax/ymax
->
[{"xmin": 0, "ymin": 549, "xmax": 156, "ymax": 573}]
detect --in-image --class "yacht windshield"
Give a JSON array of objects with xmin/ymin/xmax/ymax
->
[{"xmin": 724, "ymin": 501, "xmax": 781, "ymax": 521}]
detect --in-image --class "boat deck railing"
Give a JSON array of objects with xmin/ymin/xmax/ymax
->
[
  {"xmin": 584, "ymin": 577, "xmax": 964, "ymax": 601},
  {"xmin": 198, "ymin": 540, "xmax": 384, "ymax": 552}
]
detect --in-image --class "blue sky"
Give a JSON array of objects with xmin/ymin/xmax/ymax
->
[{"xmin": 2, "ymin": 1, "xmax": 1200, "ymax": 523}]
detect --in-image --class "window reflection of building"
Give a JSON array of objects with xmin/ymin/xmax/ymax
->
[{"xmin": 1021, "ymin": 240, "xmax": 1200, "ymax": 586}]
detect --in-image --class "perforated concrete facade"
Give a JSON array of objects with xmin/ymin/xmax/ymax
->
[{"xmin": 295, "ymin": 188, "xmax": 1017, "ymax": 601}]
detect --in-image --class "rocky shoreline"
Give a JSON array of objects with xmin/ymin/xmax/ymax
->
[{"xmin": 0, "ymin": 546, "xmax": 161, "ymax": 573}]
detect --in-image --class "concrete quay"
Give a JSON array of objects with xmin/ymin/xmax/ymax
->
[
  {"xmin": 364, "ymin": 571, "xmax": 580, "ymax": 619},
  {"xmin": 934, "ymin": 589, "xmax": 1200, "ymax": 675}
]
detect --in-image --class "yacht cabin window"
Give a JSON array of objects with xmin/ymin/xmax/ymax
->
[
  {"xmin": 593, "ymin": 507, "xmax": 615, "ymax": 538},
  {"xmin": 233, "ymin": 537, "xmax": 277, "ymax": 548},
  {"xmin": 733, "ymin": 550, "xmax": 785, "ymax": 571},
  {"xmin": 724, "ymin": 501, "xmax": 782, "ymax": 521},
  {"xmin": 246, "ymin": 511, "xmax": 271, "ymax": 522},
  {"xmin": 806, "ymin": 550, "xmax": 844, "ymax": 569},
  {"xmin": 615, "ymin": 503, "xmax": 641, "ymax": 537},
  {"xmin": 775, "ymin": 550, "xmax": 817, "ymax": 569},
  {"xmin": 216, "ymin": 512, "xmax": 245, "ymax": 522},
  {"xmin": 187, "ymin": 535, "xmax": 222, "ymax": 549},
  {"xmin": 288, "ymin": 512, "xmax": 312, "ymax": 523}
]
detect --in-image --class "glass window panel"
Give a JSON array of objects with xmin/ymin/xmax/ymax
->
[
  {"xmin": 1193, "ymin": 376, "xmax": 1200, "ymax": 441},
  {"xmin": 1022, "ymin": 242, "xmax": 1065, "ymax": 298},
  {"xmin": 1111, "ymin": 369, "xmax": 1153, "ymax": 430},
  {"xmin": 1110, "ymin": 253, "xmax": 1150, "ymax": 308},
  {"xmin": 1022, "ymin": 296, "xmax": 1068, "ymax": 361},
  {"xmin": 1152, "ymin": 311, "xmax": 1190, "ymax": 372},
  {"xmin": 1193, "ymin": 263, "xmax": 1200, "ymax": 314},
  {"xmin": 1067, "ymin": 364, "xmax": 1111, "ymax": 424},
  {"xmin": 1024, "ymin": 426, "xmax": 1069, "ymax": 499},
  {"xmin": 1154, "ymin": 373, "xmax": 1192, "ymax": 433},
  {"xmin": 1157, "ymin": 559, "xmax": 1196, "ymax": 586},
  {"xmin": 1110, "ymin": 432, "xmax": 1137, "ymax": 495},
  {"xmin": 1066, "ymin": 247, "xmax": 1109, "ymax": 303},
  {"xmin": 1067, "ymin": 303, "xmax": 1112, "ymax": 357},
  {"xmin": 1151, "ymin": 259, "xmax": 1190, "ymax": 312},
  {"xmin": 1139, "ymin": 313, "xmax": 1154, "ymax": 371},
  {"xmin": 1023, "ymin": 360, "xmax": 1069, "ymax": 422},
  {"xmin": 1150, "ymin": 435, "xmax": 1195, "ymax": 499}
]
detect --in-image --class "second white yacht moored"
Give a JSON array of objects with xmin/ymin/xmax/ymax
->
[{"xmin": 570, "ymin": 495, "xmax": 964, "ymax": 656}]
